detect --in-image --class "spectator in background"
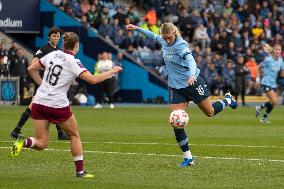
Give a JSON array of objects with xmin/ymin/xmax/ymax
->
[
  {"xmin": 222, "ymin": 1, "xmax": 233, "ymax": 18},
  {"xmin": 207, "ymin": 20, "xmax": 218, "ymax": 39},
  {"xmin": 260, "ymin": 1, "xmax": 269, "ymax": 19},
  {"xmin": 263, "ymin": 19, "xmax": 272, "ymax": 39},
  {"xmin": 113, "ymin": 6, "xmax": 127, "ymax": 26},
  {"xmin": 113, "ymin": 51, "xmax": 124, "ymax": 69},
  {"xmin": 144, "ymin": 7, "xmax": 157, "ymax": 26},
  {"xmin": 100, "ymin": 6, "xmax": 110, "ymax": 20},
  {"xmin": 241, "ymin": 29, "xmax": 250, "ymax": 49},
  {"xmin": 177, "ymin": 8, "xmax": 191, "ymax": 40},
  {"xmin": 219, "ymin": 31, "xmax": 230, "ymax": 55},
  {"xmin": 98, "ymin": 18, "xmax": 112, "ymax": 39},
  {"xmin": 245, "ymin": 56, "xmax": 259, "ymax": 94},
  {"xmin": 211, "ymin": 33, "xmax": 222, "ymax": 54},
  {"xmin": 0, "ymin": 43, "xmax": 7, "ymax": 64},
  {"xmin": 252, "ymin": 21, "xmax": 264, "ymax": 38},
  {"xmin": 203, "ymin": 63, "xmax": 220, "ymax": 95},
  {"xmin": 271, "ymin": 20, "xmax": 281, "ymax": 36},
  {"xmin": 65, "ymin": 6, "xmax": 76, "ymax": 18},
  {"xmin": 87, "ymin": 4, "xmax": 101, "ymax": 28},
  {"xmin": 69, "ymin": 0, "xmax": 82, "ymax": 17},
  {"xmin": 165, "ymin": 0, "xmax": 178, "ymax": 16},
  {"xmin": 8, "ymin": 41, "xmax": 17, "ymax": 63},
  {"xmin": 110, "ymin": 18, "xmax": 121, "ymax": 37},
  {"xmin": 226, "ymin": 41, "xmax": 237, "ymax": 62},
  {"xmin": 112, "ymin": 28, "xmax": 125, "ymax": 47},
  {"xmin": 212, "ymin": 53, "xmax": 224, "ymax": 75},
  {"xmin": 9, "ymin": 48, "xmax": 29, "ymax": 101},
  {"xmin": 231, "ymin": 30, "xmax": 243, "ymax": 53},
  {"xmin": 127, "ymin": 6, "xmax": 140, "ymax": 25},
  {"xmin": 235, "ymin": 54, "xmax": 250, "ymax": 106},
  {"xmin": 81, "ymin": 14, "xmax": 90, "ymax": 29},
  {"xmin": 193, "ymin": 24, "xmax": 210, "ymax": 49},
  {"xmin": 0, "ymin": 43, "xmax": 8, "ymax": 75},
  {"xmin": 80, "ymin": 0, "xmax": 90, "ymax": 15},
  {"xmin": 222, "ymin": 59, "xmax": 236, "ymax": 95},
  {"xmin": 93, "ymin": 52, "xmax": 117, "ymax": 109}
]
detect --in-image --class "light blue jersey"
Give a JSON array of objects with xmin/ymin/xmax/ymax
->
[
  {"xmin": 137, "ymin": 28, "xmax": 200, "ymax": 89},
  {"xmin": 260, "ymin": 55, "xmax": 284, "ymax": 88}
]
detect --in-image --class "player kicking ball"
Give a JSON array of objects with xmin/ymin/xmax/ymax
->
[
  {"xmin": 10, "ymin": 32, "xmax": 122, "ymax": 178},
  {"xmin": 126, "ymin": 23, "xmax": 237, "ymax": 167}
]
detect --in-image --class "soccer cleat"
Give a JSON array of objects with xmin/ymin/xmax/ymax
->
[
  {"xmin": 255, "ymin": 106, "xmax": 261, "ymax": 118},
  {"xmin": 224, "ymin": 92, "xmax": 237, "ymax": 109},
  {"xmin": 179, "ymin": 158, "xmax": 194, "ymax": 168},
  {"xmin": 10, "ymin": 128, "xmax": 22, "ymax": 139},
  {"xmin": 58, "ymin": 132, "xmax": 70, "ymax": 140},
  {"xmin": 260, "ymin": 117, "xmax": 271, "ymax": 124},
  {"xmin": 76, "ymin": 171, "xmax": 94, "ymax": 178},
  {"xmin": 10, "ymin": 135, "xmax": 25, "ymax": 157}
]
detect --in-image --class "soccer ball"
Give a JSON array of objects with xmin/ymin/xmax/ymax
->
[{"xmin": 169, "ymin": 110, "xmax": 189, "ymax": 129}]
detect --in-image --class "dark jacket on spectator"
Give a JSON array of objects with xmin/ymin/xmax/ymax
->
[{"xmin": 10, "ymin": 56, "xmax": 29, "ymax": 77}]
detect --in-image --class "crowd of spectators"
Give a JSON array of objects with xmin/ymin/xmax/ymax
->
[
  {"xmin": 0, "ymin": 41, "xmax": 31, "ymax": 102},
  {"xmin": 50, "ymin": 0, "xmax": 284, "ymax": 102}
]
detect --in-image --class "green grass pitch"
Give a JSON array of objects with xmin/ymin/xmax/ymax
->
[{"xmin": 0, "ymin": 105, "xmax": 284, "ymax": 189}]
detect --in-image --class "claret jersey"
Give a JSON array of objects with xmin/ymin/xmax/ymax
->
[{"xmin": 33, "ymin": 50, "xmax": 87, "ymax": 108}]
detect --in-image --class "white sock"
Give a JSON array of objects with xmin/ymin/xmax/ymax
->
[
  {"xmin": 225, "ymin": 98, "xmax": 232, "ymax": 105},
  {"xmin": 184, "ymin": 150, "xmax": 192, "ymax": 159},
  {"xmin": 73, "ymin": 155, "xmax": 83, "ymax": 161}
]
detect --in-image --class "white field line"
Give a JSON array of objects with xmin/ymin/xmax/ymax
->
[
  {"xmin": 1, "ymin": 140, "xmax": 284, "ymax": 149},
  {"xmin": 1, "ymin": 146, "xmax": 284, "ymax": 163}
]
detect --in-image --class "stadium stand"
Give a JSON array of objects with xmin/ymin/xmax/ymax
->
[{"xmin": 3, "ymin": 0, "xmax": 284, "ymax": 104}]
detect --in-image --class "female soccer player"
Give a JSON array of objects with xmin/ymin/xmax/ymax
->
[
  {"xmin": 126, "ymin": 23, "xmax": 237, "ymax": 167},
  {"xmin": 10, "ymin": 32, "xmax": 122, "ymax": 178},
  {"xmin": 10, "ymin": 27, "xmax": 70, "ymax": 140},
  {"xmin": 256, "ymin": 43, "xmax": 284, "ymax": 123}
]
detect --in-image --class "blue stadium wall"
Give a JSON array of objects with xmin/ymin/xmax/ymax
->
[{"xmin": 15, "ymin": 0, "xmax": 169, "ymax": 103}]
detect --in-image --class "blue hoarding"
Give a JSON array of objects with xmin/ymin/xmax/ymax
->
[{"xmin": 0, "ymin": 0, "xmax": 40, "ymax": 33}]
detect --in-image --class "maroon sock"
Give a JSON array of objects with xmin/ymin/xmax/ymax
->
[
  {"xmin": 24, "ymin": 137, "xmax": 35, "ymax": 148},
  {"xmin": 74, "ymin": 160, "xmax": 84, "ymax": 173},
  {"xmin": 74, "ymin": 155, "xmax": 84, "ymax": 173}
]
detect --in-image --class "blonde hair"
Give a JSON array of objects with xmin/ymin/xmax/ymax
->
[
  {"xmin": 160, "ymin": 22, "xmax": 181, "ymax": 37},
  {"xmin": 263, "ymin": 43, "xmax": 272, "ymax": 54}
]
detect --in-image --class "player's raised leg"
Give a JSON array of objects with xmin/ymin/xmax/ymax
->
[
  {"xmin": 58, "ymin": 114, "xmax": 94, "ymax": 178},
  {"xmin": 198, "ymin": 93, "xmax": 237, "ymax": 117},
  {"xmin": 11, "ymin": 119, "xmax": 50, "ymax": 157}
]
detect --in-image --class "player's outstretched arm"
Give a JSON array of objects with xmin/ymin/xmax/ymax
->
[
  {"xmin": 27, "ymin": 60, "xmax": 44, "ymax": 85},
  {"xmin": 80, "ymin": 66, "xmax": 122, "ymax": 85},
  {"xmin": 125, "ymin": 24, "xmax": 138, "ymax": 31},
  {"xmin": 126, "ymin": 24, "xmax": 160, "ymax": 41}
]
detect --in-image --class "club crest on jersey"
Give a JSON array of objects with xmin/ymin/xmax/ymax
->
[{"xmin": 77, "ymin": 62, "xmax": 85, "ymax": 68}]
